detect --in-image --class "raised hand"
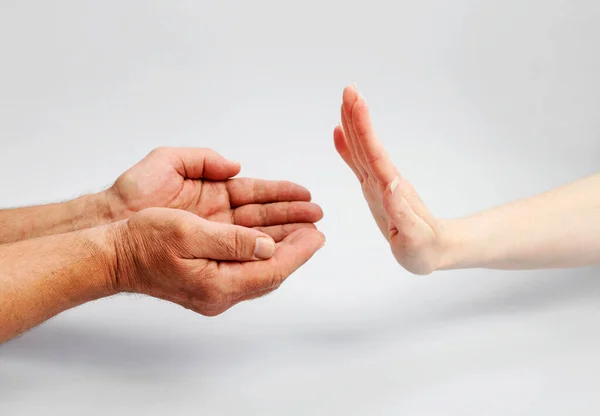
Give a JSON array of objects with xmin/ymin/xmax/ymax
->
[
  {"xmin": 334, "ymin": 86, "xmax": 445, "ymax": 274},
  {"xmin": 105, "ymin": 147, "xmax": 323, "ymax": 242},
  {"xmin": 112, "ymin": 208, "xmax": 325, "ymax": 315}
]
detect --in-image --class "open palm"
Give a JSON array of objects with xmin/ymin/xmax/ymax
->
[
  {"xmin": 107, "ymin": 147, "xmax": 323, "ymax": 242},
  {"xmin": 334, "ymin": 86, "xmax": 444, "ymax": 274}
]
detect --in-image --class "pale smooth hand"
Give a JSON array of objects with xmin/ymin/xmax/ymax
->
[{"xmin": 334, "ymin": 86, "xmax": 447, "ymax": 275}]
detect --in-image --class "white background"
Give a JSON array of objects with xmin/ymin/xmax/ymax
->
[{"xmin": 1, "ymin": 1, "xmax": 600, "ymax": 414}]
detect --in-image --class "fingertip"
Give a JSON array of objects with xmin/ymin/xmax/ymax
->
[
  {"xmin": 317, "ymin": 231, "xmax": 326, "ymax": 249},
  {"xmin": 281, "ymin": 181, "xmax": 312, "ymax": 202},
  {"xmin": 294, "ymin": 227, "xmax": 326, "ymax": 248},
  {"xmin": 333, "ymin": 124, "xmax": 344, "ymax": 137},
  {"xmin": 314, "ymin": 204, "xmax": 324, "ymax": 222},
  {"xmin": 302, "ymin": 202, "xmax": 324, "ymax": 223},
  {"xmin": 299, "ymin": 185, "xmax": 312, "ymax": 202},
  {"xmin": 343, "ymin": 85, "xmax": 359, "ymax": 114},
  {"xmin": 228, "ymin": 159, "xmax": 242, "ymax": 174},
  {"xmin": 333, "ymin": 125, "xmax": 346, "ymax": 148},
  {"xmin": 333, "ymin": 125, "xmax": 353, "ymax": 162}
]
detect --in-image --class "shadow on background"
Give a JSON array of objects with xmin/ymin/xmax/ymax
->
[
  {"xmin": 1, "ymin": 266, "xmax": 599, "ymax": 390},
  {"xmin": 0, "ymin": 322, "xmax": 199, "ymax": 376},
  {"xmin": 425, "ymin": 266, "xmax": 600, "ymax": 322},
  {"xmin": 295, "ymin": 266, "xmax": 600, "ymax": 347}
]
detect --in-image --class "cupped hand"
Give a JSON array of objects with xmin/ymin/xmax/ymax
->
[
  {"xmin": 334, "ymin": 85, "xmax": 447, "ymax": 274},
  {"xmin": 111, "ymin": 208, "xmax": 325, "ymax": 316},
  {"xmin": 105, "ymin": 147, "xmax": 323, "ymax": 242}
]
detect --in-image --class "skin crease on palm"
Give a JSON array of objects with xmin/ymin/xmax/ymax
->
[
  {"xmin": 0, "ymin": 146, "xmax": 327, "ymax": 341},
  {"xmin": 106, "ymin": 147, "xmax": 324, "ymax": 243},
  {"xmin": 334, "ymin": 85, "xmax": 445, "ymax": 275}
]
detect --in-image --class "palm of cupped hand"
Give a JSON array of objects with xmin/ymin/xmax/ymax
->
[
  {"xmin": 108, "ymin": 147, "xmax": 323, "ymax": 241},
  {"xmin": 334, "ymin": 86, "xmax": 443, "ymax": 275}
]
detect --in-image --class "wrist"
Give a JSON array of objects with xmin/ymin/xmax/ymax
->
[
  {"xmin": 435, "ymin": 218, "xmax": 474, "ymax": 271},
  {"xmin": 68, "ymin": 192, "xmax": 117, "ymax": 229},
  {"xmin": 104, "ymin": 218, "xmax": 141, "ymax": 294},
  {"xmin": 78, "ymin": 223, "xmax": 123, "ymax": 297}
]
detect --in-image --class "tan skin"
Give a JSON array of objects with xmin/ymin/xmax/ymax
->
[
  {"xmin": 0, "ymin": 147, "xmax": 325, "ymax": 342},
  {"xmin": 106, "ymin": 147, "xmax": 324, "ymax": 241},
  {"xmin": 0, "ymin": 147, "xmax": 323, "ymax": 245},
  {"xmin": 0, "ymin": 207, "xmax": 325, "ymax": 342},
  {"xmin": 114, "ymin": 208, "xmax": 325, "ymax": 317}
]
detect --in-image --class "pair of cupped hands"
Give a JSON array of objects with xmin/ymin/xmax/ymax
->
[{"xmin": 102, "ymin": 86, "xmax": 441, "ymax": 316}]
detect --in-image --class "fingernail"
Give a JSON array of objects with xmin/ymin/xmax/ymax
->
[
  {"xmin": 389, "ymin": 177, "xmax": 400, "ymax": 193},
  {"xmin": 320, "ymin": 240, "xmax": 326, "ymax": 249},
  {"xmin": 254, "ymin": 237, "xmax": 275, "ymax": 260}
]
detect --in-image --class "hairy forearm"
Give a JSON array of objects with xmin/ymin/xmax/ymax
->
[
  {"xmin": 0, "ymin": 225, "xmax": 117, "ymax": 343},
  {"xmin": 0, "ymin": 192, "xmax": 114, "ymax": 244},
  {"xmin": 439, "ymin": 173, "xmax": 600, "ymax": 270}
]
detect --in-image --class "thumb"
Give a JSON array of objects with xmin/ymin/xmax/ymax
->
[
  {"xmin": 195, "ymin": 221, "xmax": 276, "ymax": 261},
  {"xmin": 383, "ymin": 177, "xmax": 420, "ymax": 238}
]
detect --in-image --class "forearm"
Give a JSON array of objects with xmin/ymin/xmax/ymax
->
[
  {"xmin": 0, "ymin": 225, "xmax": 117, "ymax": 343},
  {"xmin": 0, "ymin": 192, "xmax": 114, "ymax": 244},
  {"xmin": 439, "ymin": 174, "xmax": 600, "ymax": 270}
]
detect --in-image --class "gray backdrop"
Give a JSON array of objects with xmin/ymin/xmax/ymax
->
[{"xmin": 1, "ymin": 1, "xmax": 600, "ymax": 414}]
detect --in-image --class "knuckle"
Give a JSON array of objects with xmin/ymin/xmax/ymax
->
[
  {"xmin": 233, "ymin": 228, "xmax": 249, "ymax": 258},
  {"xmin": 259, "ymin": 205, "xmax": 268, "ymax": 225},
  {"xmin": 217, "ymin": 231, "xmax": 239, "ymax": 259},
  {"xmin": 218, "ymin": 228, "xmax": 249, "ymax": 259}
]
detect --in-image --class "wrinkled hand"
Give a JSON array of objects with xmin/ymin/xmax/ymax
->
[
  {"xmin": 105, "ymin": 147, "xmax": 323, "ymax": 241},
  {"xmin": 334, "ymin": 86, "xmax": 446, "ymax": 275},
  {"xmin": 111, "ymin": 208, "xmax": 325, "ymax": 315}
]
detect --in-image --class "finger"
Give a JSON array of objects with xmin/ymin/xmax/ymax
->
[
  {"xmin": 252, "ymin": 223, "xmax": 317, "ymax": 242},
  {"xmin": 191, "ymin": 220, "xmax": 276, "ymax": 261},
  {"xmin": 341, "ymin": 104, "xmax": 367, "ymax": 180},
  {"xmin": 351, "ymin": 96, "xmax": 399, "ymax": 185},
  {"xmin": 219, "ymin": 228, "xmax": 325, "ymax": 297},
  {"xmin": 342, "ymin": 86, "xmax": 369, "ymax": 176},
  {"xmin": 382, "ymin": 177, "xmax": 421, "ymax": 240},
  {"xmin": 233, "ymin": 202, "xmax": 324, "ymax": 227},
  {"xmin": 152, "ymin": 147, "xmax": 241, "ymax": 180},
  {"xmin": 333, "ymin": 125, "xmax": 362, "ymax": 179},
  {"xmin": 227, "ymin": 178, "xmax": 312, "ymax": 207}
]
